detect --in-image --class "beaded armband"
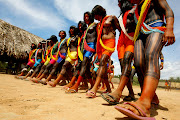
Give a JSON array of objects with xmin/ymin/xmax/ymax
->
[{"xmin": 161, "ymin": 58, "xmax": 164, "ymax": 64}]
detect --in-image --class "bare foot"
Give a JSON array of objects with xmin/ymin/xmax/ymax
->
[
  {"xmin": 20, "ymin": 76, "xmax": 25, "ymax": 79},
  {"xmin": 115, "ymin": 100, "xmax": 151, "ymax": 118},
  {"xmin": 31, "ymin": 78, "xmax": 39, "ymax": 83},
  {"xmin": 62, "ymin": 83, "xmax": 73, "ymax": 90},
  {"xmin": 102, "ymin": 90, "xmax": 121, "ymax": 103},
  {"xmin": 27, "ymin": 77, "xmax": 33, "ymax": 81},
  {"xmin": 66, "ymin": 86, "xmax": 78, "ymax": 93},
  {"xmin": 47, "ymin": 81, "xmax": 56, "ymax": 87},
  {"xmin": 15, "ymin": 75, "xmax": 21, "ymax": 79},
  {"xmin": 65, "ymin": 88, "xmax": 78, "ymax": 93},
  {"xmin": 16, "ymin": 76, "xmax": 23, "ymax": 79},
  {"xmin": 39, "ymin": 80, "xmax": 47, "ymax": 85},
  {"xmin": 86, "ymin": 90, "xmax": 96, "ymax": 98},
  {"xmin": 86, "ymin": 89, "xmax": 97, "ymax": 98}
]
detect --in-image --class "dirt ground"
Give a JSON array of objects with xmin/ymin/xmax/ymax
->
[{"xmin": 0, "ymin": 74, "xmax": 179, "ymax": 120}]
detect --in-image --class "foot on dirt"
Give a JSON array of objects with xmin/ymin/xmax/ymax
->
[
  {"xmin": 47, "ymin": 81, "xmax": 56, "ymax": 87},
  {"xmin": 114, "ymin": 101, "xmax": 153, "ymax": 119}
]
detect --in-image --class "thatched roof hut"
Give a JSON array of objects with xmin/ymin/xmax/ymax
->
[{"xmin": 0, "ymin": 19, "xmax": 44, "ymax": 60}]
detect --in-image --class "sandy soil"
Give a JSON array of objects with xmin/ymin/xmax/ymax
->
[{"xmin": 0, "ymin": 74, "xmax": 179, "ymax": 120}]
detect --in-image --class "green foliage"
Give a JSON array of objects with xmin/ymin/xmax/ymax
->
[
  {"xmin": 114, "ymin": 75, "xmax": 121, "ymax": 78},
  {"xmin": 115, "ymin": 74, "xmax": 180, "ymax": 84},
  {"xmin": 0, "ymin": 61, "xmax": 8, "ymax": 69},
  {"xmin": 132, "ymin": 75, "xmax": 139, "ymax": 85},
  {"xmin": 114, "ymin": 74, "xmax": 140, "ymax": 85},
  {"xmin": 160, "ymin": 77, "xmax": 180, "ymax": 83}
]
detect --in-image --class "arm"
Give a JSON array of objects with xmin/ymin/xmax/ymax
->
[
  {"xmin": 112, "ymin": 15, "xmax": 121, "ymax": 32},
  {"xmin": 112, "ymin": 67, "xmax": 114, "ymax": 77},
  {"xmin": 158, "ymin": 0, "xmax": 175, "ymax": 46}
]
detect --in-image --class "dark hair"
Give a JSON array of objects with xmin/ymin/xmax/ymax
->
[
  {"xmin": 59, "ymin": 30, "xmax": 66, "ymax": 38},
  {"xmin": 37, "ymin": 42, "xmax": 42, "ymax": 48},
  {"xmin": 31, "ymin": 43, "xmax": 37, "ymax": 49},
  {"xmin": 118, "ymin": 0, "xmax": 133, "ymax": 14},
  {"xmin": 111, "ymin": 60, "xmax": 113, "ymax": 64},
  {"xmin": 77, "ymin": 21, "xmax": 87, "ymax": 36},
  {"xmin": 91, "ymin": 5, "xmax": 106, "ymax": 18},
  {"xmin": 69, "ymin": 25, "xmax": 78, "ymax": 37},
  {"xmin": 31, "ymin": 43, "xmax": 36, "ymax": 46},
  {"xmin": 48, "ymin": 35, "xmax": 58, "ymax": 43},
  {"xmin": 84, "ymin": 11, "xmax": 94, "ymax": 23},
  {"xmin": 41, "ymin": 40, "xmax": 46, "ymax": 44}
]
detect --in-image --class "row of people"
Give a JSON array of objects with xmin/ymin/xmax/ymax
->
[
  {"xmin": 15, "ymin": 0, "xmax": 175, "ymax": 119},
  {"xmin": 16, "ymin": 10, "xmax": 115, "ymax": 93}
]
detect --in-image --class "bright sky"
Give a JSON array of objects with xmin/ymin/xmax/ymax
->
[{"xmin": 0, "ymin": 0, "xmax": 179, "ymax": 79}]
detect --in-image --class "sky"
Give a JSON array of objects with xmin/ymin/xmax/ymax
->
[{"xmin": 0, "ymin": 0, "xmax": 179, "ymax": 79}]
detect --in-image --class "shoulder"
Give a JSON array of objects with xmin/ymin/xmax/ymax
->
[
  {"xmin": 110, "ymin": 15, "xmax": 118, "ymax": 20},
  {"xmin": 107, "ymin": 15, "xmax": 118, "ymax": 23}
]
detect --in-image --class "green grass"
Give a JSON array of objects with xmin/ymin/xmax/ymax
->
[
  {"xmin": 114, "ymin": 74, "xmax": 180, "ymax": 85},
  {"xmin": 0, "ymin": 61, "xmax": 8, "ymax": 69}
]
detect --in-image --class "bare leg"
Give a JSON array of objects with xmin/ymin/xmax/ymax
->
[
  {"xmin": 27, "ymin": 63, "xmax": 42, "ymax": 81},
  {"xmin": 68, "ymin": 57, "xmax": 91, "ymax": 92},
  {"xmin": 43, "ymin": 62, "xmax": 61, "ymax": 84},
  {"xmin": 48, "ymin": 61, "xmax": 72, "ymax": 87},
  {"xmin": 87, "ymin": 54, "xmax": 109, "ymax": 96},
  {"xmin": 30, "ymin": 72, "xmax": 37, "ymax": 79},
  {"xmin": 63, "ymin": 76, "xmax": 77, "ymax": 89},
  {"xmin": 103, "ymin": 74, "xmax": 111, "ymax": 93},
  {"xmin": 48, "ymin": 74, "xmax": 64, "ymax": 87},
  {"xmin": 15, "ymin": 65, "xmax": 30, "ymax": 78},
  {"xmin": 22, "ymin": 71, "xmax": 32, "ymax": 79},
  {"xmin": 33, "ymin": 63, "xmax": 53, "ymax": 83},
  {"xmin": 41, "ymin": 74, "xmax": 53, "ymax": 85},
  {"xmin": 62, "ymin": 64, "xmax": 79, "ymax": 90},
  {"xmin": 109, "ymin": 75, "xmax": 114, "ymax": 89},
  {"xmin": 123, "ymin": 79, "xmax": 135, "ymax": 101},
  {"xmin": 35, "ymin": 65, "xmax": 46, "ymax": 79},
  {"xmin": 102, "ymin": 51, "xmax": 133, "ymax": 102},
  {"xmin": 99, "ymin": 80, "xmax": 106, "ymax": 91},
  {"xmin": 87, "ymin": 78, "xmax": 94, "ymax": 89},
  {"xmin": 115, "ymin": 33, "xmax": 163, "ymax": 116}
]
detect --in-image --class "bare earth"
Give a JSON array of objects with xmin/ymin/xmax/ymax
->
[{"xmin": 0, "ymin": 74, "xmax": 179, "ymax": 120}]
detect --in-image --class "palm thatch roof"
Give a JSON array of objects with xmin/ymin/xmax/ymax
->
[{"xmin": 0, "ymin": 19, "xmax": 44, "ymax": 59}]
